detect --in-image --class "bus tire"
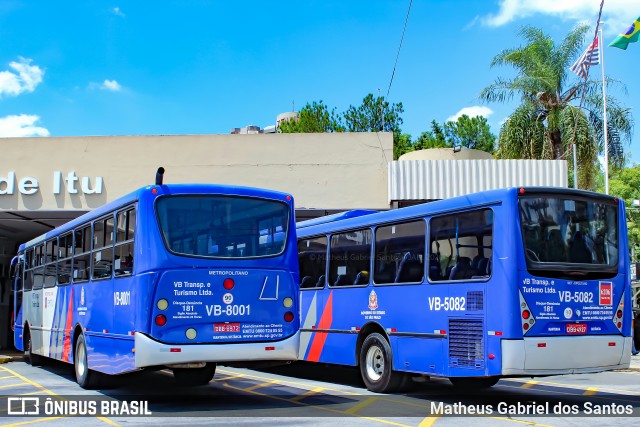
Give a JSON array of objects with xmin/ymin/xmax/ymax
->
[
  {"xmin": 173, "ymin": 363, "xmax": 216, "ymax": 386},
  {"xmin": 359, "ymin": 333, "xmax": 406, "ymax": 393},
  {"xmin": 449, "ymin": 377, "xmax": 499, "ymax": 389},
  {"xmin": 24, "ymin": 328, "xmax": 42, "ymax": 366},
  {"xmin": 74, "ymin": 334, "xmax": 101, "ymax": 389}
]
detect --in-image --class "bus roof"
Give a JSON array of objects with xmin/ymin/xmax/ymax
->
[
  {"xmin": 296, "ymin": 210, "xmax": 378, "ymax": 229},
  {"xmin": 296, "ymin": 186, "xmax": 617, "ymax": 237},
  {"xmin": 22, "ymin": 183, "xmax": 293, "ymax": 249}
]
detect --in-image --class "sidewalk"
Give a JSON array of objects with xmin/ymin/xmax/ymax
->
[{"xmin": 630, "ymin": 353, "xmax": 640, "ymax": 370}]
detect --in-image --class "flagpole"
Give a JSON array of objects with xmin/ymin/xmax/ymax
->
[{"xmin": 599, "ymin": 26, "xmax": 610, "ymax": 195}]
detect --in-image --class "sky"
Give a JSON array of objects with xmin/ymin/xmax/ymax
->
[{"xmin": 1, "ymin": 0, "xmax": 640, "ymax": 162}]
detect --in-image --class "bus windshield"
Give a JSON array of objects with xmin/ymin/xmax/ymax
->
[
  {"xmin": 518, "ymin": 195, "xmax": 618, "ymax": 271},
  {"xmin": 156, "ymin": 195, "xmax": 289, "ymax": 258}
]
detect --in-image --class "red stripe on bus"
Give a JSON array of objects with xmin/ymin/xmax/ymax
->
[
  {"xmin": 307, "ymin": 291, "xmax": 333, "ymax": 362},
  {"xmin": 61, "ymin": 289, "xmax": 74, "ymax": 362}
]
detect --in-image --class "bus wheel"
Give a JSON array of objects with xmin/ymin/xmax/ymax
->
[
  {"xmin": 173, "ymin": 363, "xmax": 216, "ymax": 386},
  {"xmin": 24, "ymin": 329, "xmax": 41, "ymax": 366},
  {"xmin": 449, "ymin": 377, "xmax": 499, "ymax": 389},
  {"xmin": 74, "ymin": 334, "xmax": 100, "ymax": 389},
  {"xmin": 359, "ymin": 333, "xmax": 406, "ymax": 393}
]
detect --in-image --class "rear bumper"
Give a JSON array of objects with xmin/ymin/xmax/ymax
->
[
  {"xmin": 134, "ymin": 332, "xmax": 299, "ymax": 368},
  {"xmin": 502, "ymin": 335, "xmax": 631, "ymax": 376}
]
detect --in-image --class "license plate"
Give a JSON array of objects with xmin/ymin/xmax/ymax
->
[
  {"xmin": 214, "ymin": 323, "xmax": 240, "ymax": 333},
  {"xmin": 566, "ymin": 323, "xmax": 587, "ymax": 335}
]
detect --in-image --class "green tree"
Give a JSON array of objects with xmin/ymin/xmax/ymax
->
[
  {"xmin": 413, "ymin": 120, "xmax": 450, "ymax": 150},
  {"xmin": 480, "ymin": 25, "xmax": 633, "ymax": 190},
  {"xmin": 444, "ymin": 115, "xmax": 496, "ymax": 154},
  {"xmin": 609, "ymin": 165, "xmax": 640, "ymax": 262},
  {"xmin": 343, "ymin": 93, "xmax": 404, "ymax": 133},
  {"xmin": 278, "ymin": 101, "xmax": 344, "ymax": 133},
  {"xmin": 393, "ymin": 132, "xmax": 413, "ymax": 160}
]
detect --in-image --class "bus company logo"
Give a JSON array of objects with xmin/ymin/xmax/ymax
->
[
  {"xmin": 7, "ymin": 397, "xmax": 39, "ymax": 415},
  {"xmin": 368, "ymin": 290, "xmax": 378, "ymax": 310},
  {"xmin": 80, "ymin": 287, "xmax": 85, "ymax": 306},
  {"xmin": 223, "ymin": 293, "xmax": 233, "ymax": 305},
  {"xmin": 599, "ymin": 282, "xmax": 612, "ymax": 306}
]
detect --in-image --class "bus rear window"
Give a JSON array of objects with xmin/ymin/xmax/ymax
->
[
  {"xmin": 156, "ymin": 195, "xmax": 289, "ymax": 258},
  {"xmin": 518, "ymin": 195, "xmax": 618, "ymax": 273}
]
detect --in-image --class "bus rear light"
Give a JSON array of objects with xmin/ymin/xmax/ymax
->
[
  {"xmin": 608, "ymin": 342, "xmax": 616, "ymax": 347},
  {"xmin": 519, "ymin": 291, "xmax": 536, "ymax": 335},
  {"xmin": 223, "ymin": 278, "xmax": 235, "ymax": 290},
  {"xmin": 155, "ymin": 314, "xmax": 167, "ymax": 326},
  {"xmin": 386, "ymin": 328, "xmax": 397, "ymax": 333},
  {"xmin": 519, "ymin": 188, "xmax": 525, "ymax": 195},
  {"xmin": 538, "ymin": 343, "xmax": 546, "ymax": 348},
  {"xmin": 157, "ymin": 299, "xmax": 169, "ymax": 310},
  {"xmin": 284, "ymin": 311, "xmax": 294, "ymax": 322},
  {"xmin": 286, "ymin": 195, "xmax": 291, "ymax": 201},
  {"xmin": 283, "ymin": 297, "xmax": 293, "ymax": 308},
  {"xmin": 265, "ymin": 346, "xmax": 275, "ymax": 351},
  {"xmin": 613, "ymin": 291, "xmax": 625, "ymax": 333},
  {"xmin": 488, "ymin": 354, "xmax": 495, "ymax": 360},
  {"xmin": 170, "ymin": 348, "xmax": 181, "ymax": 352}
]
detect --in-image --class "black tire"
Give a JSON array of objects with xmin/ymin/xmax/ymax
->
[
  {"xmin": 173, "ymin": 363, "xmax": 216, "ymax": 386},
  {"xmin": 24, "ymin": 329, "xmax": 42, "ymax": 366},
  {"xmin": 74, "ymin": 334, "xmax": 101, "ymax": 389},
  {"xmin": 449, "ymin": 377, "xmax": 500, "ymax": 389},
  {"xmin": 358, "ymin": 333, "xmax": 407, "ymax": 393}
]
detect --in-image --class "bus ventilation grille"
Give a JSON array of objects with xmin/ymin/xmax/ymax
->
[
  {"xmin": 466, "ymin": 291, "xmax": 484, "ymax": 311},
  {"xmin": 448, "ymin": 319, "xmax": 484, "ymax": 369}
]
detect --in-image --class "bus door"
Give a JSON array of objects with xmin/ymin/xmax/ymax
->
[{"xmin": 10, "ymin": 256, "xmax": 23, "ymax": 345}]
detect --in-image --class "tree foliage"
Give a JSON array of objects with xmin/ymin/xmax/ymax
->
[
  {"xmin": 481, "ymin": 25, "xmax": 633, "ymax": 190},
  {"xmin": 608, "ymin": 166, "xmax": 640, "ymax": 261},
  {"xmin": 444, "ymin": 115, "xmax": 496, "ymax": 153},
  {"xmin": 278, "ymin": 101, "xmax": 344, "ymax": 133},
  {"xmin": 343, "ymin": 94, "xmax": 404, "ymax": 133}
]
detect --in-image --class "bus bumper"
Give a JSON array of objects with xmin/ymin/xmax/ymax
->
[
  {"xmin": 501, "ymin": 336, "xmax": 631, "ymax": 376},
  {"xmin": 134, "ymin": 332, "xmax": 299, "ymax": 368}
]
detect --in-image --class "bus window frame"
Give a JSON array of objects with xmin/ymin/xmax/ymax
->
[
  {"xmin": 91, "ymin": 214, "xmax": 115, "ymax": 282},
  {"xmin": 298, "ymin": 234, "xmax": 328, "ymax": 290},
  {"xmin": 57, "ymin": 232, "xmax": 73, "ymax": 286},
  {"xmin": 73, "ymin": 225, "xmax": 91, "ymax": 284},
  {"xmin": 327, "ymin": 228, "xmax": 372, "ymax": 289},
  {"xmin": 372, "ymin": 219, "xmax": 427, "ymax": 287},
  {"xmin": 32, "ymin": 243, "xmax": 45, "ymax": 290},
  {"xmin": 43, "ymin": 237, "xmax": 58, "ymax": 289},
  {"xmin": 114, "ymin": 205, "xmax": 136, "ymax": 278},
  {"xmin": 427, "ymin": 208, "xmax": 494, "ymax": 284}
]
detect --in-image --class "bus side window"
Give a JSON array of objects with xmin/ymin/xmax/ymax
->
[
  {"xmin": 429, "ymin": 209, "xmax": 493, "ymax": 282},
  {"xmin": 329, "ymin": 229, "xmax": 371, "ymax": 287},
  {"xmin": 298, "ymin": 236, "xmax": 327, "ymax": 289},
  {"xmin": 74, "ymin": 226, "xmax": 91, "ymax": 282},
  {"xmin": 374, "ymin": 221, "xmax": 425, "ymax": 284},
  {"xmin": 115, "ymin": 207, "xmax": 135, "ymax": 277},
  {"xmin": 92, "ymin": 216, "xmax": 115, "ymax": 280}
]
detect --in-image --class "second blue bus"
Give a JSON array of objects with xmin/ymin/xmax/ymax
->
[{"xmin": 296, "ymin": 187, "xmax": 631, "ymax": 392}]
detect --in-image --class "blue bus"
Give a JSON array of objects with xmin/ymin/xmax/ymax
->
[
  {"xmin": 11, "ymin": 173, "xmax": 299, "ymax": 388},
  {"xmin": 296, "ymin": 187, "xmax": 631, "ymax": 392}
]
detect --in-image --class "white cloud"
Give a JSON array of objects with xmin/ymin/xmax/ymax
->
[
  {"xmin": 102, "ymin": 79, "xmax": 122, "ymax": 91},
  {"xmin": 89, "ymin": 79, "xmax": 123, "ymax": 92},
  {"xmin": 0, "ymin": 114, "xmax": 49, "ymax": 137},
  {"xmin": 482, "ymin": 0, "xmax": 639, "ymax": 33},
  {"xmin": 0, "ymin": 57, "xmax": 44, "ymax": 98},
  {"xmin": 111, "ymin": 7, "xmax": 125, "ymax": 17},
  {"xmin": 447, "ymin": 106, "xmax": 494, "ymax": 122}
]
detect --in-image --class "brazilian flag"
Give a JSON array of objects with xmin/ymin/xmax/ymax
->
[{"xmin": 610, "ymin": 17, "xmax": 640, "ymax": 50}]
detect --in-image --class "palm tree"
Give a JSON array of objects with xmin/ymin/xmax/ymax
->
[{"xmin": 481, "ymin": 25, "xmax": 633, "ymax": 190}]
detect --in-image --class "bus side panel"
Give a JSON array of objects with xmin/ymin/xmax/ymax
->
[
  {"xmin": 46, "ymin": 285, "xmax": 71, "ymax": 360},
  {"xmin": 80, "ymin": 279, "xmax": 114, "ymax": 374},
  {"xmin": 24, "ymin": 291, "xmax": 43, "ymax": 356},
  {"xmin": 299, "ymin": 290, "xmax": 327, "ymax": 361},
  {"xmin": 393, "ymin": 336, "xmax": 444, "ymax": 375},
  {"xmin": 111, "ymin": 275, "xmax": 136, "ymax": 373}
]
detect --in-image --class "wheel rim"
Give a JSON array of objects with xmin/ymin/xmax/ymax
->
[
  {"xmin": 76, "ymin": 341, "xmax": 86, "ymax": 378},
  {"xmin": 365, "ymin": 344, "xmax": 385, "ymax": 382}
]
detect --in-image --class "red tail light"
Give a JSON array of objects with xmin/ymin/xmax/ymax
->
[
  {"xmin": 284, "ymin": 311, "xmax": 294, "ymax": 322},
  {"xmin": 523, "ymin": 323, "xmax": 529, "ymax": 330},
  {"xmin": 522, "ymin": 310, "xmax": 530, "ymax": 319},
  {"xmin": 617, "ymin": 310, "xmax": 623, "ymax": 318},
  {"xmin": 155, "ymin": 314, "xmax": 167, "ymax": 326},
  {"xmin": 223, "ymin": 278, "xmax": 235, "ymax": 290}
]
